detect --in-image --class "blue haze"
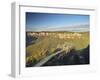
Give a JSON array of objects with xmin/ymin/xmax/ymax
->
[{"xmin": 26, "ymin": 12, "xmax": 90, "ymax": 32}]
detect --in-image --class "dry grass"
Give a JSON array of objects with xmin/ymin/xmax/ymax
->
[{"xmin": 26, "ymin": 32, "xmax": 89, "ymax": 65}]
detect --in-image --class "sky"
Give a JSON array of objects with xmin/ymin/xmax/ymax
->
[{"xmin": 26, "ymin": 12, "xmax": 90, "ymax": 32}]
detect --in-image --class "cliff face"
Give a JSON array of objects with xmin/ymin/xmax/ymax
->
[{"xmin": 42, "ymin": 45, "xmax": 89, "ymax": 66}]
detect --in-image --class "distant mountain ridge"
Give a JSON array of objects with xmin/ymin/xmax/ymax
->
[{"xmin": 27, "ymin": 24, "xmax": 89, "ymax": 32}]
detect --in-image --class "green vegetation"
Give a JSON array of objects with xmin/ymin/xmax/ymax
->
[{"xmin": 26, "ymin": 32, "xmax": 89, "ymax": 67}]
